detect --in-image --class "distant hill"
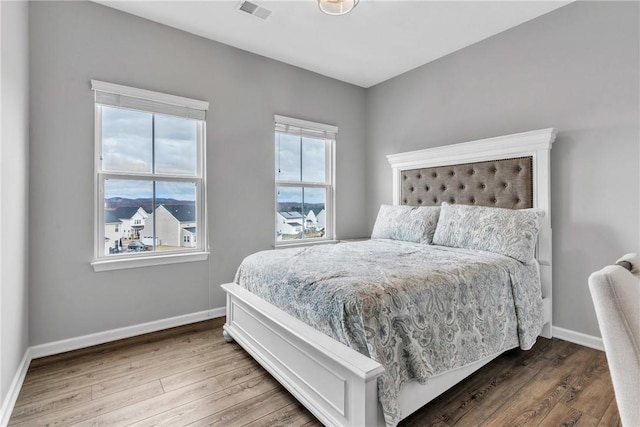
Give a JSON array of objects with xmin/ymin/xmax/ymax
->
[
  {"xmin": 107, "ymin": 198, "xmax": 324, "ymax": 216},
  {"xmin": 105, "ymin": 198, "xmax": 194, "ymax": 213},
  {"xmin": 277, "ymin": 202, "xmax": 325, "ymax": 216}
]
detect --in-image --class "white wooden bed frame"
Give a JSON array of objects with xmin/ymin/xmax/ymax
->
[{"xmin": 222, "ymin": 128, "xmax": 555, "ymax": 426}]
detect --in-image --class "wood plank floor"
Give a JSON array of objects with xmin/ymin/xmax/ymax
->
[{"xmin": 9, "ymin": 318, "xmax": 620, "ymax": 427}]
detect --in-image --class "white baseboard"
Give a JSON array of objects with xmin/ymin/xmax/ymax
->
[
  {"xmin": 553, "ymin": 326, "xmax": 604, "ymax": 351},
  {"xmin": 30, "ymin": 306, "xmax": 226, "ymax": 359},
  {"xmin": 0, "ymin": 348, "xmax": 31, "ymax": 427}
]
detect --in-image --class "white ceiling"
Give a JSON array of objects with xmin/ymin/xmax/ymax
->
[{"xmin": 95, "ymin": 0, "xmax": 572, "ymax": 88}]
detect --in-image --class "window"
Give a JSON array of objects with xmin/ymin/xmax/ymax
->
[
  {"xmin": 274, "ymin": 115, "xmax": 336, "ymax": 245},
  {"xmin": 91, "ymin": 80, "xmax": 209, "ymax": 271}
]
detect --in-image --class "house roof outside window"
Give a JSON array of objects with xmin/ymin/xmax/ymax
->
[
  {"xmin": 113, "ymin": 206, "xmax": 147, "ymax": 220},
  {"xmin": 163, "ymin": 204, "xmax": 196, "ymax": 222},
  {"xmin": 278, "ymin": 211, "xmax": 304, "ymax": 220},
  {"xmin": 104, "ymin": 211, "xmax": 123, "ymax": 224}
]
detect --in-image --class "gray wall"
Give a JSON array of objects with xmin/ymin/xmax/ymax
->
[
  {"xmin": 366, "ymin": 1, "xmax": 639, "ymax": 338},
  {"xmin": 28, "ymin": 1, "xmax": 367, "ymax": 345},
  {"xmin": 1, "ymin": 0, "xmax": 30, "ymax": 407}
]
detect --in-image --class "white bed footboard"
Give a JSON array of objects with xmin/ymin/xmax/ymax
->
[{"xmin": 222, "ymin": 283, "xmax": 385, "ymax": 427}]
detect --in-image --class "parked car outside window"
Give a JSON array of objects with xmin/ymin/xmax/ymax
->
[{"xmin": 128, "ymin": 241, "xmax": 146, "ymax": 252}]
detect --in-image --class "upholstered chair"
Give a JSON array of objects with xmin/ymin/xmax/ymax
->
[{"xmin": 588, "ymin": 253, "xmax": 639, "ymax": 426}]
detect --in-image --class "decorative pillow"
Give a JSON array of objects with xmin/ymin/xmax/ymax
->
[
  {"xmin": 371, "ymin": 204, "xmax": 440, "ymax": 244},
  {"xmin": 432, "ymin": 202, "xmax": 545, "ymax": 262}
]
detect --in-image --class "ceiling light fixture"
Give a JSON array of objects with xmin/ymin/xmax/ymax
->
[{"xmin": 317, "ymin": 0, "xmax": 359, "ymax": 16}]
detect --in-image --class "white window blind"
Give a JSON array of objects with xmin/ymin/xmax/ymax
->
[
  {"xmin": 92, "ymin": 80, "xmax": 208, "ymax": 120},
  {"xmin": 274, "ymin": 115, "xmax": 337, "ymax": 140}
]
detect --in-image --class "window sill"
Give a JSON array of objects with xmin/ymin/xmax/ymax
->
[
  {"xmin": 91, "ymin": 251, "xmax": 209, "ymax": 272},
  {"xmin": 273, "ymin": 239, "xmax": 339, "ymax": 249},
  {"xmin": 339, "ymin": 237, "xmax": 370, "ymax": 243}
]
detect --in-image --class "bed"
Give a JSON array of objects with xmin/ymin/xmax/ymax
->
[{"xmin": 221, "ymin": 128, "xmax": 555, "ymax": 427}]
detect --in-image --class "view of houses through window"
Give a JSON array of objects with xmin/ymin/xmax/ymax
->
[
  {"xmin": 103, "ymin": 182, "xmax": 198, "ymax": 255},
  {"xmin": 276, "ymin": 187, "xmax": 326, "ymax": 241},
  {"xmin": 100, "ymin": 113, "xmax": 200, "ymax": 256},
  {"xmin": 275, "ymin": 116, "xmax": 335, "ymax": 243}
]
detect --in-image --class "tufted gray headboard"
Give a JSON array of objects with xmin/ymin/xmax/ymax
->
[
  {"xmin": 400, "ymin": 156, "xmax": 533, "ymax": 209},
  {"xmin": 387, "ymin": 128, "xmax": 555, "ymax": 339}
]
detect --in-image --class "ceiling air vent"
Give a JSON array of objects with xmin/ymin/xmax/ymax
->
[{"xmin": 238, "ymin": 1, "xmax": 272, "ymax": 20}]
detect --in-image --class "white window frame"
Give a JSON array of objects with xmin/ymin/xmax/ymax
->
[
  {"xmin": 274, "ymin": 115, "xmax": 337, "ymax": 247},
  {"xmin": 91, "ymin": 80, "xmax": 209, "ymax": 272}
]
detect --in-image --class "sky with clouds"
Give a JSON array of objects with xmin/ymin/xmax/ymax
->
[
  {"xmin": 276, "ymin": 133, "xmax": 326, "ymax": 204},
  {"xmin": 102, "ymin": 107, "xmax": 328, "ymax": 206},
  {"xmin": 102, "ymin": 106, "xmax": 197, "ymax": 200}
]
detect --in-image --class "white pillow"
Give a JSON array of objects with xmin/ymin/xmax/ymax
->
[
  {"xmin": 432, "ymin": 202, "xmax": 544, "ymax": 262},
  {"xmin": 371, "ymin": 204, "xmax": 440, "ymax": 244}
]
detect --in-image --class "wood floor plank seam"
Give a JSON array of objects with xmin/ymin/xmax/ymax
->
[
  {"xmin": 20, "ymin": 339, "xmax": 227, "ymax": 399},
  {"xmin": 90, "ymin": 344, "xmax": 245, "ymax": 400},
  {"xmin": 124, "ymin": 374, "xmax": 284, "ymax": 427},
  {"xmin": 184, "ymin": 386, "xmax": 292, "ymax": 427},
  {"xmin": 24, "ymin": 326, "xmax": 224, "ymax": 379},
  {"xmin": 25, "ymin": 328, "xmax": 220, "ymax": 376},
  {"xmin": 70, "ymin": 364, "xmax": 278, "ymax": 427},
  {"xmin": 472, "ymin": 345, "xmax": 599, "ymax": 427},
  {"xmin": 9, "ymin": 380, "xmax": 165, "ymax": 427},
  {"xmin": 27, "ymin": 318, "xmax": 227, "ymax": 370},
  {"xmin": 22, "ymin": 332, "xmax": 226, "ymax": 391},
  {"xmin": 241, "ymin": 401, "xmax": 317, "ymax": 427}
]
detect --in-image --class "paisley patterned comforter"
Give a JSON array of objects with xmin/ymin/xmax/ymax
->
[{"xmin": 234, "ymin": 239, "xmax": 544, "ymax": 426}]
